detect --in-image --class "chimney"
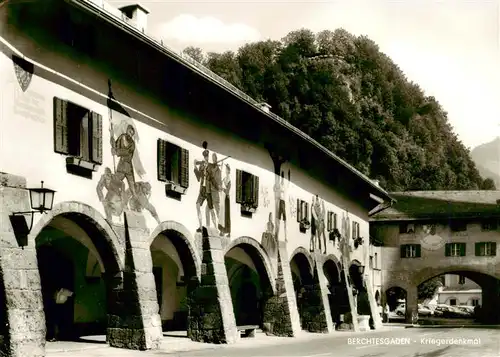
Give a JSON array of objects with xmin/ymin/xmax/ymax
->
[
  {"xmin": 259, "ymin": 102, "xmax": 271, "ymax": 113},
  {"xmin": 119, "ymin": 3, "xmax": 150, "ymax": 32}
]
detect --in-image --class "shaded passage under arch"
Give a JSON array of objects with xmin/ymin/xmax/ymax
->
[
  {"xmin": 225, "ymin": 243, "xmax": 274, "ymax": 329},
  {"xmin": 290, "ymin": 252, "xmax": 328, "ymax": 332},
  {"xmin": 150, "ymin": 228, "xmax": 199, "ymax": 332},
  {"xmin": 323, "ymin": 259, "xmax": 350, "ymax": 328}
]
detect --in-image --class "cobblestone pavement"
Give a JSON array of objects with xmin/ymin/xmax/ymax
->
[{"xmin": 46, "ymin": 326, "xmax": 500, "ymax": 357}]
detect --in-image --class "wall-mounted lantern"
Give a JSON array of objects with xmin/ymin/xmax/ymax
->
[{"xmin": 9, "ymin": 181, "xmax": 56, "ymax": 248}]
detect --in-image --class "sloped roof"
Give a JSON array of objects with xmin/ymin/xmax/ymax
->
[
  {"xmin": 371, "ymin": 191, "xmax": 500, "ymax": 221},
  {"xmin": 66, "ymin": 0, "xmax": 393, "ymax": 203}
]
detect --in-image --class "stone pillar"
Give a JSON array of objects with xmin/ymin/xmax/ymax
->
[
  {"xmin": 299, "ymin": 259, "xmax": 330, "ymax": 333},
  {"xmin": 313, "ymin": 253, "xmax": 334, "ymax": 333},
  {"xmin": 262, "ymin": 242, "xmax": 301, "ymax": 336},
  {"xmin": 107, "ymin": 211, "xmax": 162, "ymax": 350},
  {"xmin": 188, "ymin": 231, "xmax": 238, "ymax": 344},
  {"xmin": 405, "ymin": 285, "xmax": 418, "ymax": 324},
  {"xmin": 0, "ymin": 173, "xmax": 46, "ymax": 357},
  {"xmin": 364, "ymin": 273, "xmax": 382, "ymax": 329}
]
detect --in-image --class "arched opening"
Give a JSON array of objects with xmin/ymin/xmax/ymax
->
[
  {"xmin": 384, "ymin": 287, "xmax": 407, "ymax": 322},
  {"xmin": 349, "ymin": 260, "xmax": 371, "ymax": 321},
  {"xmin": 290, "ymin": 251, "xmax": 314, "ymax": 330},
  {"xmin": 35, "ymin": 213, "xmax": 121, "ymax": 343},
  {"xmin": 323, "ymin": 259, "xmax": 350, "ymax": 328},
  {"xmin": 149, "ymin": 229, "xmax": 199, "ymax": 334},
  {"xmin": 416, "ymin": 270, "xmax": 500, "ymax": 325},
  {"xmin": 225, "ymin": 242, "xmax": 273, "ymax": 332}
]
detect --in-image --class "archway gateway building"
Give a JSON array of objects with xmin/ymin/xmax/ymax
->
[
  {"xmin": 371, "ymin": 191, "xmax": 500, "ymax": 324},
  {"xmin": 0, "ymin": 1, "xmax": 392, "ymax": 356}
]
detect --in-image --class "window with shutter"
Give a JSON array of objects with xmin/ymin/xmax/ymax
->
[
  {"xmin": 459, "ymin": 243, "xmax": 466, "ymax": 256},
  {"xmin": 492, "ymin": 242, "xmax": 497, "ymax": 256},
  {"xmin": 157, "ymin": 139, "xmax": 168, "ymax": 181},
  {"xmin": 475, "ymin": 242, "xmax": 481, "ymax": 257},
  {"xmin": 305, "ymin": 202, "xmax": 309, "ymax": 221},
  {"xmin": 54, "ymin": 97, "xmax": 69, "ymax": 154},
  {"xmin": 445, "ymin": 243, "xmax": 451, "ymax": 257},
  {"xmin": 236, "ymin": 169, "xmax": 243, "ymax": 204},
  {"xmin": 400, "ymin": 245, "xmax": 406, "ymax": 258},
  {"xmin": 179, "ymin": 148, "xmax": 189, "ymax": 189},
  {"xmin": 415, "ymin": 244, "xmax": 421, "ymax": 258},
  {"xmin": 53, "ymin": 97, "xmax": 102, "ymax": 175},
  {"xmin": 296, "ymin": 199, "xmax": 301, "ymax": 222},
  {"xmin": 333, "ymin": 213, "xmax": 337, "ymax": 229},
  {"xmin": 252, "ymin": 175, "xmax": 259, "ymax": 208},
  {"xmin": 91, "ymin": 112, "xmax": 103, "ymax": 164}
]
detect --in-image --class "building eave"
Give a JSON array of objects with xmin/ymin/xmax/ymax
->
[{"xmin": 66, "ymin": 0, "xmax": 393, "ymax": 203}]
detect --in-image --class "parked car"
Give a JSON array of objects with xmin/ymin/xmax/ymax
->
[
  {"xmin": 456, "ymin": 306, "xmax": 475, "ymax": 318},
  {"xmin": 395, "ymin": 303, "xmax": 406, "ymax": 316},
  {"xmin": 418, "ymin": 304, "xmax": 433, "ymax": 316},
  {"xmin": 433, "ymin": 305, "xmax": 450, "ymax": 317}
]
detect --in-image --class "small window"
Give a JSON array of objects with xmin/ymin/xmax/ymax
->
[
  {"xmin": 327, "ymin": 211, "xmax": 337, "ymax": 231},
  {"xmin": 471, "ymin": 299, "xmax": 480, "ymax": 307},
  {"xmin": 481, "ymin": 219, "xmax": 497, "ymax": 231},
  {"xmin": 450, "ymin": 221, "xmax": 467, "ymax": 232},
  {"xmin": 297, "ymin": 199, "xmax": 309, "ymax": 222},
  {"xmin": 445, "ymin": 243, "xmax": 466, "ymax": 257},
  {"xmin": 475, "ymin": 242, "xmax": 497, "ymax": 257},
  {"xmin": 369, "ymin": 256, "xmax": 373, "ymax": 269},
  {"xmin": 157, "ymin": 139, "xmax": 189, "ymax": 190},
  {"xmin": 400, "ymin": 244, "xmax": 421, "ymax": 258},
  {"xmin": 449, "ymin": 299, "xmax": 457, "ymax": 306},
  {"xmin": 236, "ymin": 170, "xmax": 259, "ymax": 208},
  {"xmin": 352, "ymin": 221, "xmax": 360, "ymax": 239},
  {"xmin": 399, "ymin": 223, "xmax": 408, "ymax": 234},
  {"xmin": 53, "ymin": 97, "xmax": 103, "ymax": 165},
  {"xmin": 374, "ymin": 253, "xmax": 378, "ymax": 269},
  {"xmin": 459, "ymin": 275, "xmax": 465, "ymax": 285}
]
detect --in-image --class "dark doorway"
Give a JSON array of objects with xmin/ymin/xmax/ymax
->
[{"xmin": 38, "ymin": 245, "xmax": 75, "ymax": 341}]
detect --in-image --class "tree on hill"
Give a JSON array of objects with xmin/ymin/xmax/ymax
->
[{"xmin": 184, "ymin": 28, "xmax": 493, "ymax": 191}]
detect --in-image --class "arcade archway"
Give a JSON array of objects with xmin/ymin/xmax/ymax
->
[
  {"xmin": 384, "ymin": 286, "xmax": 407, "ymax": 322},
  {"xmin": 290, "ymin": 249, "xmax": 315, "ymax": 330},
  {"xmin": 149, "ymin": 224, "xmax": 200, "ymax": 333},
  {"xmin": 323, "ymin": 259, "xmax": 349, "ymax": 327},
  {"xmin": 34, "ymin": 211, "xmax": 122, "ymax": 343},
  {"xmin": 224, "ymin": 239, "xmax": 274, "ymax": 331},
  {"xmin": 349, "ymin": 260, "xmax": 371, "ymax": 318}
]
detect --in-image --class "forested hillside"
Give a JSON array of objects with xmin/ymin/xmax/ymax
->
[{"xmin": 183, "ymin": 28, "xmax": 493, "ymax": 191}]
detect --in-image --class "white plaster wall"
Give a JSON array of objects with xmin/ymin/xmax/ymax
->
[{"xmin": 0, "ymin": 27, "xmax": 373, "ymax": 271}]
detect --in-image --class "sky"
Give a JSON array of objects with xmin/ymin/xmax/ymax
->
[{"xmin": 109, "ymin": 0, "xmax": 500, "ymax": 150}]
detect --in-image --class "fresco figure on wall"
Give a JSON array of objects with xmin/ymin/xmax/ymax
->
[
  {"xmin": 310, "ymin": 195, "xmax": 327, "ymax": 253},
  {"xmin": 274, "ymin": 170, "xmax": 290, "ymax": 243},
  {"xmin": 194, "ymin": 142, "xmax": 212, "ymax": 232},
  {"xmin": 96, "ymin": 167, "xmax": 126, "ymax": 221},
  {"xmin": 218, "ymin": 164, "xmax": 232, "ymax": 237},
  {"xmin": 262, "ymin": 212, "xmax": 277, "ymax": 259},
  {"xmin": 204, "ymin": 152, "xmax": 222, "ymax": 229},
  {"xmin": 319, "ymin": 198, "xmax": 327, "ymax": 254},
  {"xmin": 126, "ymin": 181, "xmax": 161, "ymax": 224},
  {"xmin": 97, "ymin": 92, "xmax": 159, "ymax": 224}
]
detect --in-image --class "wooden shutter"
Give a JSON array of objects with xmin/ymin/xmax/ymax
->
[
  {"xmin": 415, "ymin": 245, "xmax": 421, "ymax": 258},
  {"xmin": 352, "ymin": 222, "xmax": 356, "ymax": 239},
  {"xmin": 460, "ymin": 243, "xmax": 466, "ymax": 256},
  {"xmin": 327, "ymin": 212, "xmax": 331, "ymax": 231},
  {"xmin": 296, "ymin": 199, "xmax": 301, "ymax": 222},
  {"xmin": 252, "ymin": 175, "xmax": 259, "ymax": 207},
  {"xmin": 236, "ymin": 169, "xmax": 243, "ymax": 203},
  {"xmin": 157, "ymin": 139, "xmax": 167, "ymax": 181},
  {"xmin": 400, "ymin": 245, "xmax": 406, "ymax": 258},
  {"xmin": 179, "ymin": 148, "xmax": 189, "ymax": 188},
  {"xmin": 334, "ymin": 213, "xmax": 337, "ymax": 229},
  {"xmin": 475, "ymin": 242, "xmax": 481, "ymax": 256},
  {"xmin": 54, "ymin": 97, "xmax": 69, "ymax": 154},
  {"xmin": 91, "ymin": 112, "xmax": 103, "ymax": 164},
  {"xmin": 491, "ymin": 242, "xmax": 497, "ymax": 256},
  {"xmin": 445, "ymin": 243, "xmax": 451, "ymax": 257}
]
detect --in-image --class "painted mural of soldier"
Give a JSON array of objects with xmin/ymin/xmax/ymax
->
[
  {"xmin": 194, "ymin": 142, "xmax": 212, "ymax": 232},
  {"xmin": 274, "ymin": 170, "xmax": 290, "ymax": 243},
  {"xmin": 96, "ymin": 167, "xmax": 126, "ymax": 221},
  {"xmin": 126, "ymin": 181, "xmax": 161, "ymax": 224}
]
